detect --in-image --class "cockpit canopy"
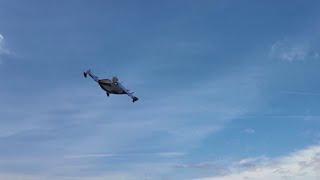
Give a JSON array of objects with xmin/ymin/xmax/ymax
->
[{"xmin": 112, "ymin": 76, "xmax": 119, "ymax": 83}]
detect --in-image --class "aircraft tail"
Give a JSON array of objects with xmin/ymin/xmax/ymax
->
[
  {"xmin": 83, "ymin": 69, "xmax": 91, "ymax": 78},
  {"xmin": 132, "ymin": 96, "xmax": 139, "ymax": 103},
  {"xmin": 83, "ymin": 69, "xmax": 99, "ymax": 82}
]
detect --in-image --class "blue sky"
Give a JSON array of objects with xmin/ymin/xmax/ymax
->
[{"xmin": 1, "ymin": 1, "xmax": 320, "ymax": 179}]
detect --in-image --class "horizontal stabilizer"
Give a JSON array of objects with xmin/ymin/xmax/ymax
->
[{"xmin": 132, "ymin": 96, "xmax": 139, "ymax": 103}]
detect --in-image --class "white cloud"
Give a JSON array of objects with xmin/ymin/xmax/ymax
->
[
  {"xmin": 270, "ymin": 40, "xmax": 319, "ymax": 62},
  {"xmin": 197, "ymin": 145, "xmax": 320, "ymax": 180},
  {"xmin": 0, "ymin": 33, "xmax": 11, "ymax": 63},
  {"xmin": 0, "ymin": 34, "xmax": 7, "ymax": 54},
  {"xmin": 243, "ymin": 128, "xmax": 255, "ymax": 134}
]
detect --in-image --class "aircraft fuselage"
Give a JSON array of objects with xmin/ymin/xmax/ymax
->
[{"xmin": 98, "ymin": 79, "xmax": 126, "ymax": 94}]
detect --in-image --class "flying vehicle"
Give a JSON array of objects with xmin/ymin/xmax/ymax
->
[{"xmin": 83, "ymin": 70, "xmax": 139, "ymax": 103}]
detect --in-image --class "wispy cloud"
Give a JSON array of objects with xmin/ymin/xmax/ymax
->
[
  {"xmin": 0, "ymin": 34, "xmax": 10, "ymax": 55},
  {"xmin": 197, "ymin": 145, "xmax": 320, "ymax": 180},
  {"xmin": 280, "ymin": 90, "xmax": 320, "ymax": 96},
  {"xmin": 236, "ymin": 156, "xmax": 269, "ymax": 169},
  {"xmin": 239, "ymin": 115, "xmax": 320, "ymax": 119},
  {"xmin": 0, "ymin": 64, "xmax": 263, "ymax": 179},
  {"xmin": 64, "ymin": 152, "xmax": 185, "ymax": 159},
  {"xmin": 64, "ymin": 153, "xmax": 116, "ymax": 159},
  {"xmin": 270, "ymin": 40, "xmax": 319, "ymax": 62},
  {"xmin": 243, "ymin": 128, "xmax": 255, "ymax": 134},
  {"xmin": 0, "ymin": 33, "xmax": 12, "ymax": 64},
  {"xmin": 156, "ymin": 152, "xmax": 186, "ymax": 158}
]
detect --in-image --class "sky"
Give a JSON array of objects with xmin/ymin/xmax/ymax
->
[{"xmin": 1, "ymin": 0, "xmax": 320, "ymax": 179}]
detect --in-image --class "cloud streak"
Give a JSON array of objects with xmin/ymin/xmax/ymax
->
[
  {"xmin": 64, "ymin": 152, "xmax": 185, "ymax": 159},
  {"xmin": 198, "ymin": 145, "xmax": 320, "ymax": 180},
  {"xmin": 270, "ymin": 40, "xmax": 319, "ymax": 62},
  {"xmin": 0, "ymin": 33, "xmax": 12, "ymax": 64},
  {"xmin": 0, "ymin": 34, "xmax": 10, "ymax": 55},
  {"xmin": 243, "ymin": 128, "xmax": 255, "ymax": 134},
  {"xmin": 281, "ymin": 90, "xmax": 320, "ymax": 96}
]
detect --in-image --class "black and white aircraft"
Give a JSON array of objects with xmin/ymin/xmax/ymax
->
[{"xmin": 83, "ymin": 70, "xmax": 139, "ymax": 103}]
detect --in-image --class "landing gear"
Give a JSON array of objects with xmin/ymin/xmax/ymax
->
[
  {"xmin": 106, "ymin": 92, "xmax": 110, "ymax": 97},
  {"xmin": 83, "ymin": 72, "xmax": 87, "ymax": 78}
]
